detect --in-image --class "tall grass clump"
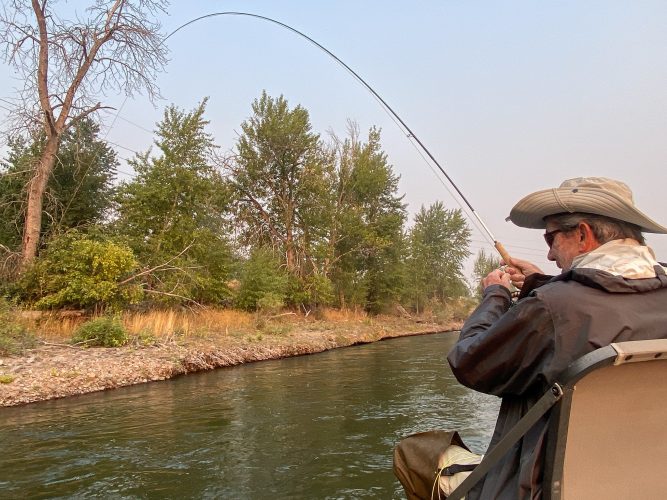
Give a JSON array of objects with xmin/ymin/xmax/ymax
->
[
  {"xmin": 122, "ymin": 308, "xmax": 255, "ymax": 340},
  {"xmin": 0, "ymin": 299, "xmax": 35, "ymax": 355},
  {"xmin": 431, "ymin": 297, "xmax": 476, "ymax": 324},
  {"xmin": 320, "ymin": 307, "xmax": 368, "ymax": 323}
]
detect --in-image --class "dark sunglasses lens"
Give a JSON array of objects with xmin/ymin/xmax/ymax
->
[
  {"xmin": 544, "ymin": 229, "xmax": 562, "ymax": 247},
  {"xmin": 545, "ymin": 233, "xmax": 554, "ymax": 247}
]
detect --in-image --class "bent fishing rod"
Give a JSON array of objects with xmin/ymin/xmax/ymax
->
[{"xmin": 166, "ymin": 11, "xmax": 517, "ymax": 267}]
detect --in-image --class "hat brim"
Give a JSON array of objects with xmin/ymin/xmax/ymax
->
[{"xmin": 508, "ymin": 187, "xmax": 667, "ymax": 234}]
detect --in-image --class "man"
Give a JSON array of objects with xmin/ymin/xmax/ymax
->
[{"xmin": 447, "ymin": 177, "xmax": 667, "ymax": 499}]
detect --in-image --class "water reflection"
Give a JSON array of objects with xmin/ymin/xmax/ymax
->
[{"xmin": 0, "ymin": 332, "xmax": 499, "ymax": 498}]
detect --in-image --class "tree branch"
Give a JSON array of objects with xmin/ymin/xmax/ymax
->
[{"xmin": 117, "ymin": 242, "xmax": 195, "ymax": 285}]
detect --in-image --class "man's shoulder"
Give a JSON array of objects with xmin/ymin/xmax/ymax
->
[
  {"xmin": 523, "ymin": 268, "xmax": 667, "ymax": 302},
  {"xmin": 517, "ymin": 273, "xmax": 556, "ymax": 299}
]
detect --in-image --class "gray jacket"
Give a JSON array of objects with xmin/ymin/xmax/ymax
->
[{"xmin": 448, "ymin": 265, "xmax": 667, "ymax": 499}]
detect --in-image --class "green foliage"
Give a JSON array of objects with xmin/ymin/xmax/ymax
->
[
  {"xmin": 472, "ymin": 249, "xmax": 501, "ymax": 299},
  {"xmin": 283, "ymin": 273, "xmax": 335, "ymax": 309},
  {"xmin": 15, "ymin": 231, "xmax": 142, "ymax": 310},
  {"xmin": 72, "ymin": 316, "xmax": 128, "ymax": 347},
  {"xmin": 235, "ymin": 248, "xmax": 288, "ymax": 311},
  {"xmin": 132, "ymin": 329, "xmax": 158, "ymax": 347},
  {"xmin": 327, "ymin": 125, "xmax": 407, "ymax": 313},
  {"xmin": 0, "ymin": 299, "xmax": 35, "ymax": 355},
  {"xmin": 114, "ymin": 99, "xmax": 234, "ymax": 305},
  {"xmin": 232, "ymin": 91, "xmax": 329, "ymax": 279},
  {"xmin": 0, "ymin": 92, "xmax": 480, "ymax": 319},
  {"xmin": 405, "ymin": 202, "xmax": 471, "ymax": 312},
  {"xmin": 304, "ymin": 273, "xmax": 335, "ymax": 307},
  {"xmin": 0, "ymin": 119, "xmax": 117, "ymax": 250},
  {"xmin": 256, "ymin": 293, "xmax": 285, "ymax": 314},
  {"xmin": 0, "ymin": 374, "xmax": 15, "ymax": 384}
]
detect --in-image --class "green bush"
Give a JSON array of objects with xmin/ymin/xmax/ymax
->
[
  {"xmin": 15, "ymin": 230, "xmax": 143, "ymax": 311},
  {"xmin": 284, "ymin": 273, "xmax": 334, "ymax": 309},
  {"xmin": 256, "ymin": 292, "xmax": 285, "ymax": 314},
  {"xmin": 235, "ymin": 248, "xmax": 288, "ymax": 311},
  {"xmin": 306, "ymin": 274, "xmax": 334, "ymax": 307},
  {"xmin": 72, "ymin": 316, "xmax": 128, "ymax": 347},
  {"xmin": 0, "ymin": 299, "xmax": 35, "ymax": 356}
]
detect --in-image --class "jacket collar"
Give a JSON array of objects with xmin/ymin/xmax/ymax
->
[
  {"xmin": 571, "ymin": 239, "xmax": 662, "ymax": 279},
  {"xmin": 518, "ymin": 261, "xmax": 667, "ymax": 299}
]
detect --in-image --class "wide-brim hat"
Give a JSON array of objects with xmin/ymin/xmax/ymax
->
[{"xmin": 507, "ymin": 177, "xmax": 667, "ymax": 234}]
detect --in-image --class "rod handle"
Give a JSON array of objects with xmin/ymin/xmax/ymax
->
[{"xmin": 494, "ymin": 240, "xmax": 514, "ymax": 268}]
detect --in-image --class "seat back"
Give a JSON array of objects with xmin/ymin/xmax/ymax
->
[{"xmin": 545, "ymin": 339, "xmax": 667, "ymax": 499}]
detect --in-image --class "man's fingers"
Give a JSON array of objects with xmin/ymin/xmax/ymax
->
[{"xmin": 482, "ymin": 268, "xmax": 512, "ymax": 291}]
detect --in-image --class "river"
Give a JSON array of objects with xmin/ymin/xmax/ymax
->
[{"xmin": 0, "ymin": 332, "xmax": 499, "ymax": 499}]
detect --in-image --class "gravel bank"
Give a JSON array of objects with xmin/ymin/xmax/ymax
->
[{"xmin": 1, "ymin": 321, "xmax": 461, "ymax": 407}]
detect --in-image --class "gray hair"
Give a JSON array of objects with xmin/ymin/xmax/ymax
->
[{"xmin": 546, "ymin": 212, "xmax": 645, "ymax": 245}]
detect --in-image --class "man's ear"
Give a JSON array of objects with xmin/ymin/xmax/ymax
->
[{"xmin": 578, "ymin": 222, "xmax": 599, "ymax": 252}]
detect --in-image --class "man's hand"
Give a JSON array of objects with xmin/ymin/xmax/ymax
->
[
  {"xmin": 482, "ymin": 268, "xmax": 512, "ymax": 291},
  {"xmin": 502, "ymin": 258, "xmax": 544, "ymax": 289}
]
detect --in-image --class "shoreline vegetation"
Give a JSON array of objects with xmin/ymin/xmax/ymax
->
[
  {"xmin": 0, "ymin": 92, "xmax": 482, "ymax": 409},
  {"xmin": 1, "ymin": 11, "xmax": 481, "ymax": 410},
  {"xmin": 0, "ymin": 308, "xmax": 464, "ymax": 408}
]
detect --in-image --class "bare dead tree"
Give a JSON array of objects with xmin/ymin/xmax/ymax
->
[{"xmin": 0, "ymin": 0, "xmax": 169, "ymax": 268}]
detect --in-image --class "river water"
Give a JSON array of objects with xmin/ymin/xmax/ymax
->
[{"xmin": 0, "ymin": 332, "xmax": 499, "ymax": 499}]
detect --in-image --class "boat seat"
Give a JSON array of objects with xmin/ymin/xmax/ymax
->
[
  {"xmin": 447, "ymin": 338, "xmax": 667, "ymax": 500},
  {"xmin": 543, "ymin": 338, "xmax": 667, "ymax": 499}
]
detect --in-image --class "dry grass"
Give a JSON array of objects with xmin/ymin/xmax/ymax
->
[
  {"xmin": 17, "ymin": 306, "xmax": 454, "ymax": 345},
  {"xmin": 122, "ymin": 309, "xmax": 256, "ymax": 340},
  {"xmin": 20, "ymin": 313, "xmax": 86, "ymax": 341},
  {"xmin": 19, "ymin": 308, "xmax": 256, "ymax": 342},
  {"xmin": 319, "ymin": 307, "xmax": 368, "ymax": 322}
]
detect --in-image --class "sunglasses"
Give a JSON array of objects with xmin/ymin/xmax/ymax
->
[{"xmin": 543, "ymin": 229, "xmax": 564, "ymax": 248}]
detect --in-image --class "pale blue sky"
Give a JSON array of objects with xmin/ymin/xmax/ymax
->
[{"xmin": 1, "ymin": 0, "xmax": 666, "ymax": 275}]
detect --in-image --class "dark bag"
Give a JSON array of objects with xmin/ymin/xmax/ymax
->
[{"xmin": 393, "ymin": 430, "xmax": 480, "ymax": 500}]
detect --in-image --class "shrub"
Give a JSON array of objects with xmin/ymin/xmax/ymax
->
[
  {"xmin": 256, "ymin": 292, "xmax": 285, "ymax": 314},
  {"xmin": 235, "ymin": 248, "xmax": 288, "ymax": 311},
  {"xmin": 72, "ymin": 316, "xmax": 128, "ymax": 347},
  {"xmin": 15, "ymin": 230, "xmax": 143, "ymax": 311},
  {"xmin": 132, "ymin": 329, "xmax": 158, "ymax": 347},
  {"xmin": 286, "ymin": 273, "xmax": 334, "ymax": 309},
  {"xmin": 312, "ymin": 274, "xmax": 334, "ymax": 306}
]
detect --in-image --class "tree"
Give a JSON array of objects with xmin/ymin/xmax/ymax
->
[
  {"xmin": 471, "ymin": 248, "xmax": 501, "ymax": 299},
  {"xmin": 0, "ymin": 0, "xmax": 168, "ymax": 267},
  {"xmin": 229, "ymin": 91, "xmax": 329, "ymax": 277},
  {"xmin": 115, "ymin": 99, "xmax": 234, "ymax": 304},
  {"xmin": 327, "ymin": 124, "xmax": 407, "ymax": 312},
  {"xmin": 0, "ymin": 119, "xmax": 117, "ymax": 251},
  {"xmin": 405, "ymin": 202, "xmax": 471, "ymax": 312}
]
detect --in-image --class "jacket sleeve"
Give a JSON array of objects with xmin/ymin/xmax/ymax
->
[{"xmin": 447, "ymin": 284, "xmax": 556, "ymax": 397}]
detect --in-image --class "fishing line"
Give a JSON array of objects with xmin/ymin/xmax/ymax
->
[
  {"xmin": 401, "ymin": 134, "xmax": 494, "ymax": 246},
  {"xmin": 163, "ymin": 12, "xmax": 518, "ymax": 261}
]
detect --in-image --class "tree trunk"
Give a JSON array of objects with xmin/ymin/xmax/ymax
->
[
  {"xmin": 21, "ymin": 136, "xmax": 59, "ymax": 268},
  {"xmin": 285, "ymin": 231, "xmax": 295, "ymax": 272}
]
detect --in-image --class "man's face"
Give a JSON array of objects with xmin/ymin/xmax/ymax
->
[{"xmin": 545, "ymin": 220, "xmax": 581, "ymax": 271}]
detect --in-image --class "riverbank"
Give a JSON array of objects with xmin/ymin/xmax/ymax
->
[{"xmin": 0, "ymin": 314, "xmax": 462, "ymax": 407}]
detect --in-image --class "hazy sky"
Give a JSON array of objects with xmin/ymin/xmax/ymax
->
[{"xmin": 1, "ymin": 0, "xmax": 665, "ymax": 275}]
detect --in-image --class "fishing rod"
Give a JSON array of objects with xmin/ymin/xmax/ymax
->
[{"xmin": 166, "ymin": 11, "xmax": 517, "ymax": 267}]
